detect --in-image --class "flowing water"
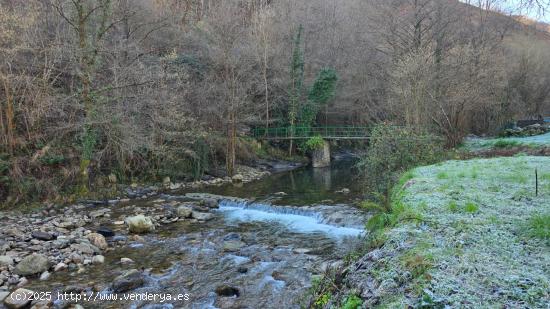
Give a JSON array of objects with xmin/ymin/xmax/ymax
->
[{"xmin": 26, "ymin": 159, "xmax": 366, "ymax": 308}]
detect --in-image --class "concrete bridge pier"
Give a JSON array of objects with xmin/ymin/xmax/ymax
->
[{"xmin": 312, "ymin": 140, "xmax": 331, "ymax": 168}]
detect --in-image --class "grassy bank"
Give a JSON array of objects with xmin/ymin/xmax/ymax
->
[
  {"xmin": 464, "ymin": 132, "xmax": 550, "ymax": 151},
  {"xmin": 350, "ymin": 156, "xmax": 549, "ymax": 307}
]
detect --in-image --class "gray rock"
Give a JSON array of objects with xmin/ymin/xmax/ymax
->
[
  {"xmin": 71, "ymin": 243, "xmax": 99, "ymax": 255},
  {"xmin": 231, "ymin": 174, "xmax": 244, "ymax": 182},
  {"xmin": 202, "ymin": 198, "xmax": 219, "ymax": 209},
  {"xmin": 215, "ymin": 285, "xmax": 240, "ymax": 297},
  {"xmin": 39, "ymin": 271, "xmax": 50, "ymax": 281},
  {"xmin": 223, "ymin": 240, "xmax": 246, "ymax": 252},
  {"xmin": 0, "ymin": 291, "xmax": 9, "ymax": 302},
  {"xmin": 31, "ymin": 231, "xmax": 55, "ymax": 241},
  {"xmin": 52, "ymin": 238, "xmax": 70, "ymax": 249},
  {"xmin": 91, "ymin": 255, "xmax": 105, "ymax": 264},
  {"xmin": 125, "ymin": 215, "xmax": 155, "ymax": 234},
  {"xmin": 0, "ymin": 256, "xmax": 14, "ymax": 267},
  {"xmin": 4, "ymin": 288, "xmax": 33, "ymax": 308},
  {"xmin": 176, "ymin": 206, "xmax": 193, "ymax": 218},
  {"xmin": 16, "ymin": 277, "xmax": 28, "ymax": 288},
  {"xmin": 14, "ymin": 254, "xmax": 49, "ymax": 276},
  {"xmin": 87, "ymin": 233, "xmax": 108, "ymax": 250},
  {"xmin": 191, "ymin": 211, "xmax": 214, "ymax": 221},
  {"xmin": 111, "ymin": 269, "xmax": 145, "ymax": 292},
  {"xmin": 120, "ymin": 258, "xmax": 134, "ymax": 265}
]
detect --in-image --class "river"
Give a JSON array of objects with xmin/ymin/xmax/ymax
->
[{"xmin": 24, "ymin": 159, "xmax": 366, "ymax": 308}]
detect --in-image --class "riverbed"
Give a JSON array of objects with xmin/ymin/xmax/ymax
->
[{"xmin": 6, "ymin": 160, "xmax": 366, "ymax": 308}]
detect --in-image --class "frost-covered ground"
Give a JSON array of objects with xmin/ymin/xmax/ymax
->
[
  {"xmin": 464, "ymin": 132, "xmax": 550, "ymax": 151},
  {"xmin": 351, "ymin": 156, "xmax": 550, "ymax": 308}
]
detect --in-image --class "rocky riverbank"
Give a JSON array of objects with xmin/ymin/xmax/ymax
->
[
  {"xmin": 0, "ymin": 159, "xmax": 367, "ymax": 308},
  {"xmin": 0, "ymin": 164, "xmax": 280, "ymax": 308}
]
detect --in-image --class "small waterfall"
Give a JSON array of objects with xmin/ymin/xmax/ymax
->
[{"xmin": 217, "ymin": 199, "xmax": 364, "ymax": 238}]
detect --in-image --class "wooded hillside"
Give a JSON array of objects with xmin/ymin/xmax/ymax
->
[{"xmin": 0, "ymin": 0, "xmax": 549, "ymax": 205}]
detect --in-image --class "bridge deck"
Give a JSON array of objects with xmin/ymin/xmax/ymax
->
[{"xmin": 252, "ymin": 126, "xmax": 370, "ymax": 140}]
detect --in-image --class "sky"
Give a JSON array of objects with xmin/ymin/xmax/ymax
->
[
  {"xmin": 507, "ymin": 0, "xmax": 550, "ymax": 22},
  {"xmin": 462, "ymin": 0, "xmax": 550, "ymax": 22}
]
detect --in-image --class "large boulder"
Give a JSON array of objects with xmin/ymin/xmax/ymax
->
[
  {"xmin": 111, "ymin": 269, "xmax": 145, "ymax": 293},
  {"xmin": 14, "ymin": 254, "xmax": 49, "ymax": 276},
  {"xmin": 4, "ymin": 288, "xmax": 33, "ymax": 308},
  {"xmin": 87, "ymin": 233, "xmax": 108, "ymax": 250},
  {"xmin": 125, "ymin": 215, "xmax": 155, "ymax": 234},
  {"xmin": 0, "ymin": 255, "xmax": 14, "ymax": 267}
]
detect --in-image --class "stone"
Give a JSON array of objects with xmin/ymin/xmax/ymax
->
[
  {"xmin": 215, "ymin": 285, "xmax": 240, "ymax": 297},
  {"xmin": 113, "ymin": 221, "xmax": 125, "ymax": 225},
  {"xmin": 223, "ymin": 240, "xmax": 246, "ymax": 252},
  {"xmin": 52, "ymin": 238, "xmax": 70, "ymax": 249},
  {"xmin": 87, "ymin": 233, "xmax": 108, "ymax": 250},
  {"xmin": 54, "ymin": 262, "xmax": 67, "ymax": 272},
  {"xmin": 293, "ymin": 248, "xmax": 312, "ymax": 254},
  {"xmin": 0, "ymin": 291, "xmax": 9, "ymax": 302},
  {"xmin": 336, "ymin": 188, "xmax": 350, "ymax": 194},
  {"xmin": 96, "ymin": 227, "xmax": 115, "ymax": 237},
  {"xmin": 16, "ymin": 277, "xmax": 28, "ymax": 287},
  {"xmin": 231, "ymin": 174, "xmax": 244, "ymax": 182},
  {"xmin": 14, "ymin": 254, "xmax": 49, "ymax": 276},
  {"xmin": 69, "ymin": 253, "xmax": 83, "ymax": 264},
  {"xmin": 273, "ymin": 192, "xmax": 287, "ymax": 196},
  {"xmin": 111, "ymin": 269, "xmax": 145, "ymax": 293},
  {"xmin": 191, "ymin": 211, "xmax": 214, "ymax": 221},
  {"xmin": 162, "ymin": 177, "xmax": 171, "ymax": 185},
  {"xmin": 0, "ymin": 256, "xmax": 14, "ymax": 267},
  {"xmin": 125, "ymin": 215, "xmax": 155, "ymax": 234},
  {"xmin": 71, "ymin": 243, "xmax": 98, "ymax": 255},
  {"xmin": 176, "ymin": 206, "xmax": 193, "ymax": 218},
  {"xmin": 39, "ymin": 271, "xmax": 50, "ymax": 281},
  {"xmin": 31, "ymin": 231, "xmax": 55, "ymax": 241},
  {"xmin": 311, "ymin": 140, "xmax": 331, "ymax": 168},
  {"xmin": 202, "ymin": 198, "xmax": 219, "ymax": 209},
  {"xmin": 4, "ymin": 288, "xmax": 34, "ymax": 308},
  {"xmin": 237, "ymin": 266, "xmax": 248, "ymax": 274},
  {"xmin": 120, "ymin": 258, "xmax": 134, "ymax": 265},
  {"xmin": 92, "ymin": 255, "xmax": 105, "ymax": 264}
]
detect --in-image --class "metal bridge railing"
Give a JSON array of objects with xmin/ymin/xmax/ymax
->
[{"xmin": 252, "ymin": 126, "xmax": 370, "ymax": 140}]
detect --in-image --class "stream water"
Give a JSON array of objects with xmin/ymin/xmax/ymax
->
[{"xmin": 25, "ymin": 159, "xmax": 366, "ymax": 308}]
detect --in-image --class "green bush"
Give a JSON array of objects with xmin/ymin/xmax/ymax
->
[
  {"xmin": 340, "ymin": 294, "xmax": 362, "ymax": 309},
  {"xmin": 358, "ymin": 124, "xmax": 445, "ymax": 194},
  {"xmin": 493, "ymin": 139, "xmax": 521, "ymax": 148},
  {"xmin": 304, "ymin": 136, "xmax": 325, "ymax": 152}
]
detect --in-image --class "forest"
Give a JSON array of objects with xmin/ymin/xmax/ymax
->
[{"xmin": 0, "ymin": 0, "xmax": 549, "ymax": 202}]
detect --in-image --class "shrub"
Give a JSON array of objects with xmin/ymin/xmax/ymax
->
[
  {"xmin": 493, "ymin": 139, "xmax": 521, "ymax": 148},
  {"xmin": 304, "ymin": 136, "xmax": 325, "ymax": 152},
  {"xmin": 358, "ymin": 124, "xmax": 445, "ymax": 194},
  {"xmin": 340, "ymin": 294, "xmax": 363, "ymax": 309}
]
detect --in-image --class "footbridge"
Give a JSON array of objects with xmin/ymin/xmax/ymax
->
[{"xmin": 252, "ymin": 126, "xmax": 370, "ymax": 140}]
